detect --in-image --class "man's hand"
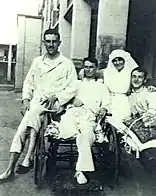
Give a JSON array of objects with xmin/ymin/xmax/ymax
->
[
  {"xmin": 21, "ymin": 99, "xmax": 30, "ymax": 116},
  {"xmin": 41, "ymin": 95, "xmax": 57, "ymax": 109},
  {"xmin": 72, "ymin": 98, "xmax": 83, "ymax": 107},
  {"xmin": 40, "ymin": 96, "xmax": 64, "ymax": 115},
  {"xmin": 147, "ymin": 85, "xmax": 156, "ymax": 92},
  {"xmin": 142, "ymin": 112, "xmax": 156, "ymax": 127},
  {"xmin": 96, "ymin": 107, "xmax": 107, "ymax": 122}
]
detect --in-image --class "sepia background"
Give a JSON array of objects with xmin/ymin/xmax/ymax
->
[{"xmin": 0, "ymin": 0, "xmax": 156, "ymax": 196}]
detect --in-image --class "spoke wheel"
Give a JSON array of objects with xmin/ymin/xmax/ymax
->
[
  {"xmin": 34, "ymin": 128, "xmax": 46, "ymax": 187},
  {"xmin": 105, "ymin": 123, "xmax": 120, "ymax": 181}
]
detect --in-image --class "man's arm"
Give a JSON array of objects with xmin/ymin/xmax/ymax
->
[
  {"xmin": 95, "ymin": 83, "xmax": 111, "ymax": 121},
  {"xmin": 22, "ymin": 58, "xmax": 37, "ymax": 101},
  {"xmin": 100, "ymin": 83, "xmax": 111, "ymax": 112},
  {"xmin": 55, "ymin": 61, "xmax": 78, "ymax": 106},
  {"xmin": 21, "ymin": 58, "xmax": 37, "ymax": 115},
  {"xmin": 147, "ymin": 92, "xmax": 156, "ymax": 111}
]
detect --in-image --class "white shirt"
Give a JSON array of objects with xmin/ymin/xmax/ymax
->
[
  {"xmin": 103, "ymin": 66, "xmax": 133, "ymax": 94},
  {"xmin": 129, "ymin": 86, "xmax": 156, "ymax": 115},
  {"xmin": 22, "ymin": 53, "xmax": 78, "ymax": 105},
  {"xmin": 76, "ymin": 78, "xmax": 110, "ymax": 114}
]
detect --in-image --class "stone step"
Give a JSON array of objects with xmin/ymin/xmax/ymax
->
[{"xmin": 0, "ymin": 84, "xmax": 14, "ymax": 91}]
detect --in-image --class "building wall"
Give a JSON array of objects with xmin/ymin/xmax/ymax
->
[
  {"xmin": 58, "ymin": 0, "xmax": 91, "ymax": 71},
  {"xmin": 39, "ymin": 0, "xmax": 92, "ymax": 70},
  {"xmin": 96, "ymin": 0, "xmax": 130, "ymax": 68},
  {"xmin": 59, "ymin": 1, "xmax": 71, "ymax": 58},
  {"xmin": 58, "ymin": 0, "xmax": 130, "ymax": 70},
  {"xmin": 126, "ymin": 0, "xmax": 156, "ymax": 84},
  {"xmin": 19, "ymin": 0, "xmax": 156, "ymax": 85},
  {"xmin": 15, "ymin": 15, "xmax": 43, "ymax": 90},
  {"xmin": 40, "ymin": 0, "xmax": 131, "ymax": 69},
  {"xmin": 39, "ymin": 0, "xmax": 55, "ymax": 54},
  {"xmin": 70, "ymin": 0, "xmax": 91, "ymax": 60}
]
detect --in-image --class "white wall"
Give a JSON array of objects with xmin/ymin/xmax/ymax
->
[
  {"xmin": 70, "ymin": 0, "xmax": 91, "ymax": 59},
  {"xmin": 15, "ymin": 15, "xmax": 43, "ymax": 90}
]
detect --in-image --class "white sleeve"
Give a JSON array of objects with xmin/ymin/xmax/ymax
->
[
  {"xmin": 22, "ymin": 58, "xmax": 37, "ymax": 101},
  {"xmin": 100, "ymin": 83, "xmax": 111, "ymax": 111},
  {"xmin": 148, "ymin": 92, "xmax": 156, "ymax": 110},
  {"xmin": 56, "ymin": 61, "xmax": 78, "ymax": 105}
]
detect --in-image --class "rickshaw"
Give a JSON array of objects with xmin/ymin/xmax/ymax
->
[
  {"xmin": 34, "ymin": 111, "xmax": 121, "ymax": 188},
  {"xmin": 34, "ymin": 108, "xmax": 156, "ymax": 189}
]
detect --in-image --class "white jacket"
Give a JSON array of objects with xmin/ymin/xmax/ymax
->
[{"xmin": 22, "ymin": 53, "xmax": 78, "ymax": 106}]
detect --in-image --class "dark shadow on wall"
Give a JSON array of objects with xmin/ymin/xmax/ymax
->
[{"xmin": 126, "ymin": 0, "xmax": 156, "ymax": 84}]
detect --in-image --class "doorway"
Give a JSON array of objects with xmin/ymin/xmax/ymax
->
[{"xmin": 126, "ymin": 0, "xmax": 156, "ymax": 84}]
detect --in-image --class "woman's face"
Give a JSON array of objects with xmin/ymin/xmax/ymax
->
[{"xmin": 112, "ymin": 57, "xmax": 125, "ymax": 71}]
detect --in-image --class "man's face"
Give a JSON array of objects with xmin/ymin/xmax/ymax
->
[
  {"xmin": 112, "ymin": 57, "xmax": 125, "ymax": 71},
  {"xmin": 44, "ymin": 34, "xmax": 61, "ymax": 56},
  {"xmin": 131, "ymin": 70, "xmax": 146, "ymax": 89},
  {"xmin": 84, "ymin": 60, "xmax": 96, "ymax": 78}
]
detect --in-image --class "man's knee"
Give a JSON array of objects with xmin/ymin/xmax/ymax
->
[{"xmin": 29, "ymin": 105, "xmax": 42, "ymax": 117}]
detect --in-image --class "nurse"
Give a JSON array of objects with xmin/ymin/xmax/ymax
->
[{"xmin": 103, "ymin": 49, "xmax": 139, "ymax": 121}]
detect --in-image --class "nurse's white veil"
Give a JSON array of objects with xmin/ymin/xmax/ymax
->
[{"xmin": 107, "ymin": 49, "xmax": 139, "ymax": 71}]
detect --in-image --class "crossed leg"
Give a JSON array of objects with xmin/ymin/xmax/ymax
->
[{"xmin": 0, "ymin": 103, "xmax": 44, "ymax": 181}]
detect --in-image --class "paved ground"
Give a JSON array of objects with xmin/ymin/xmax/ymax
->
[{"xmin": 0, "ymin": 91, "xmax": 156, "ymax": 196}]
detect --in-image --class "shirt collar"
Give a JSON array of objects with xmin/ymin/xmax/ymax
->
[
  {"xmin": 131, "ymin": 86, "xmax": 147, "ymax": 93},
  {"xmin": 42, "ymin": 52, "xmax": 63, "ymax": 67},
  {"xmin": 83, "ymin": 78, "xmax": 96, "ymax": 82}
]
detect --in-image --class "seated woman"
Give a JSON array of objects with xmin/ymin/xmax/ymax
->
[
  {"xmin": 103, "ymin": 49, "xmax": 139, "ymax": 121},
  {"xmin": 46, "ymin": 57, "xmax": 110, "ymax": 185}
]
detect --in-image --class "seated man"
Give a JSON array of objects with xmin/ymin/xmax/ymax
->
[
  {"xmin": 102, "ymin": 67, "xmax": 156, "ymax": 157},
  {"xmin": 125, "ymin": 67, "xmax": 156, "ymax": 146},
  {"xmin": 0, "ymin": 29, "xmax": 77, "ymax": 181},
  {"xmin": 78, "ymin": 65, "xmax": 104, "ymax": 83},
  {"xmin": 46, "ymin": 57, "xmax": 110, "ymax": 185}
]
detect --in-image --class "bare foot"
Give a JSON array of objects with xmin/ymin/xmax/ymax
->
[{"xmin": 0, "ymin": 170, "xmax": 15, "ymax": 181}]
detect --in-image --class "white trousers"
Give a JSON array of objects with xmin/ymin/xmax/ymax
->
[
  {"xmin": 10, "ymin": 102, "xmax": 45, "ymax": 153},
  {"xmin": 58, "ymin": 107, "xmax": 96, "ymax": 172}
]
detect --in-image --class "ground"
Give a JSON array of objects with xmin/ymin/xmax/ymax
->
[{"xmin": 0, "ymin": 90, "xmax": 156, "ymax": 196}]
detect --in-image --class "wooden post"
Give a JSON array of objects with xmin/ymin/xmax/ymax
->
[{"xmin": 7, "ymin": 44, "xmax": 12, "ymax": 81}]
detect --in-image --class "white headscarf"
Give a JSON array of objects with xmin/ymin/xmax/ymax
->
[
  {"xmin": 107, "ymin": 49, "xmax": 138, "ymax": 71},
  {"xmin": 104, "ymin": 49, "xmax": 139, "ymax": 93}
]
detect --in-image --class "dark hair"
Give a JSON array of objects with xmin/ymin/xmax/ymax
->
[
  {"xmin": 131, "ymin": 67, "xmax": 148, "ymax": 79},
  {"xmin": 43, "ymin": 28, "xmax": 60, "ymax": 41},
  {"xmin": 112, "ymin": 57, "xmax": 125, "ymax": 63},
  {"xmin": 83, "ymin": 57, "xmax": 98, "ymax": 67}
]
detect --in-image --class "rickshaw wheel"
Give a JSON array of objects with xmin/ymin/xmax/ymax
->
[
  {"xmin": 34, "ymin": 117, "xmax": 48, "ymax": 188},
  {"xmin": 105, "ymin": 123, "xmax": 120, "ymax": 181}
]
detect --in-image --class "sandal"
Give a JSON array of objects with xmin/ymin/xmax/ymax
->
[{"xmin": 16, "ymin": 162, "xmax": 33, "ymax": 174}]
